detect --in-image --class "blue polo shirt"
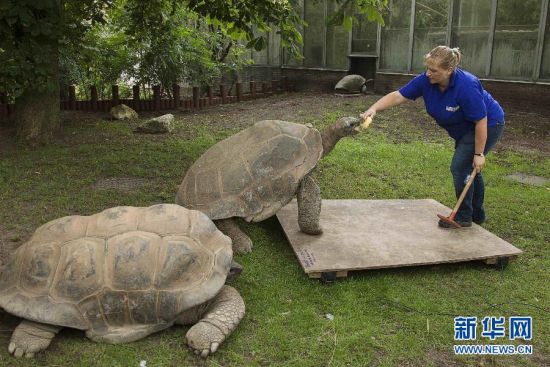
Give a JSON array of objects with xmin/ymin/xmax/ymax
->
[{"xmin": 399, "ymin": 68, "xmax": 504, "ymax": 141}]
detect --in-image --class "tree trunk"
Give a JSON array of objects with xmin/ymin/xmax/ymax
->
[
  {"xmin": 15, "ymin": 18, "xmax": 61, "ymax": 144},
  {"xmin": 15, "ymin": 88, "xmax": 60, "ymax": 145}
]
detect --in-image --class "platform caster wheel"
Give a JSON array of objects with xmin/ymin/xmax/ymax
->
[
  {"xmin": 320, "ymin": 272, "xmax": 337, "ymax": 283},
  {"xmin": 495, "ymin": 256, "xmax": 509, "ymax": 270}
]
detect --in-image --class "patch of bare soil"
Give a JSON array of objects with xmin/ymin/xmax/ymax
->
[
  {"xmin": 165, "ymin": 92, "xmax": 549, "ymax": 155},
  {"xmin": 496, "ymin": 110, "xmax": 550, "ymax": 156},
  {"xmin": 2, "ymin": 93, "xmax": 547, "ymax": 155},
  {"xmin": 505, "ymin": 173, "xmax": 549, "ymax": 187}
]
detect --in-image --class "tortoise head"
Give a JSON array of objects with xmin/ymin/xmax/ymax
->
[
  {"xmin": 226, "ymin": 260, "xmax": 243, "ymax": 283},
  {"xmin": 334, "ymin": 116, "xmax": 362, "ymax": 136},
  {"xmin": 321, "ymin": 116, "xmax": 363, "ymax": 158}
]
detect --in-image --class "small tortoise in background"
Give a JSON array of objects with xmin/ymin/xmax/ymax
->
[
  {"xmin": 334, "ymin": 74, "xmax": 370, "ymax": 94},
  {"xmin": 176, "ymin": 117, "xmax": 363, "ymax": 253},
  {"xmin": 0, "ymin": 204, "xmax": 244, "ymax": 358}
]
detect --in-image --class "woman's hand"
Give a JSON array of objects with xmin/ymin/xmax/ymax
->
[
  {"xmin": 473, "ymin": 155, "xmax": 485, "ymax": 172},
  {"xmin": 360, "ymin": 91, "xmax": 408, "ymax": 120},
  {"xmin": 360, "ymin": 108, "xmax": 376, "ymax": 120}
]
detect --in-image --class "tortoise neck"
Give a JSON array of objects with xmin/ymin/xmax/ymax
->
[{"xmin": 321, "ymin": 125, "xmax": 343, "ymax": 158}]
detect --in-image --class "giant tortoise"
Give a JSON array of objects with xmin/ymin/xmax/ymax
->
[
  {"xmin": 0, "ymin": 204, "xmax": 244, "ymax": 358},
  {"xmin": 176, "ymin": 116, "xmax": 366, "ymax": 253},
  {"xmin": 334, "ymin": 74, "xmax": 369, "ymax": 94}
]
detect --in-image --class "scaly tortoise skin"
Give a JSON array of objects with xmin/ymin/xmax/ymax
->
[{"xmin": 0, "ymin": 204, "xmax": 245, "ymax": 358}]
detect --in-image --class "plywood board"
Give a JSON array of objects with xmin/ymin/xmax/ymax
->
[{"xmin": 276, "ymin": 199, "xmax": 523, "ymax": 277}]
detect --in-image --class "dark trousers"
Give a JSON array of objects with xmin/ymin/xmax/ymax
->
[{"xmin": 451, "ymin": 123, "xmax": 505, "ymax": 222}]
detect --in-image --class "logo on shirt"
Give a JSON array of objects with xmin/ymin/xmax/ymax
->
[{"xmin": 446, "ymin": 105, "xmax": 460, "ymax": 112}]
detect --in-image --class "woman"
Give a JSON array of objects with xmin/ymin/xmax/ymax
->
[{"xmin": 361, "ymin": 46, "xmax": 505, "ymax": 228}]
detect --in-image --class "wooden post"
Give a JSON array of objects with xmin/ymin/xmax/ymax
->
[
  {"xmin": 0, "ymin": 92, "xmax": 7, "ymax": 119},
  {"xmin": 220, "ymin": 84, "xmax": 227, "ymax": 103},
  {"xmin": 133, "ymin": 85, "xmax": 140, "ymax": 100},
  {"xmin": 281, "ymin": 76, "xmax": 288, "ymax": 92},
  {"xmin": 272, "ymin": 79, "xmax": 279, "ymax": 93},
  {"xmin": 262, "ymin": 82, "xmax": 269, "ymax": 96},
  {"xmin": 132, "ymin": 85, "xmax": 140, "ymax": 110},
  {"xmin": 173, "ymin": 84, "xmax": 180, "ymax": 108},
  {"xmin": 68, "ymin": 85, "xmax": 76, "ymax": 110},
  {"xmin": 192, "ymin": 87, "xmax": 200, "ymax": 109},
  {"xmin": 250, "ymin": 81, "xmax": 256, "ymax": 99},
  {"xmin": 236, "ymin": 82, "xmax": 243, "ymax": 102},
  {"xmin": 112, "ymin": 85, "xmax": 119, "ymax": 107},
  {"xmin": 6, "ymin": 104, "xmax": 14, "ymax": 119},
  {"xmin": 153, "ymin": 85, "xmax": 161, "ymax": 110},
  {"xmin": 90, "ymin": 85, "xmax": 98, "ymax": 110},
  {"xmin": 207, "ymin": 86, "xmax": 213, "ymax": 105}
]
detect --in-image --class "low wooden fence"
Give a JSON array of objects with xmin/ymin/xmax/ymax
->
[{"xmin": 0, "ymin": 78, "xmax": 292, "ymax": 121}]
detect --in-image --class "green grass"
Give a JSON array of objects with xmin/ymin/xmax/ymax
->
[{"xmin": 0, "ymin": 94, "xmax": 548, "ymax": 366}]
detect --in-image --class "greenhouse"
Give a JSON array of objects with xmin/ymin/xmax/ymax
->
[{"xmin": 249, "ymin": 0, "xmax": 549, "ymax": 111}]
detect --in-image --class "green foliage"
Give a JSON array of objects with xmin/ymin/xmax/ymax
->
[
  {"xmin": 0, "ymin": 0, "xmax": 113, "ymax": 96},
  {"xmin": 60, "ymin": 10, "xmax": 133, "ymax": 99},
  {"xmin": 415, "ymin": 0, "xmax": 448, "ymax": 29},
  {"xmin": 124, "ymin": 2, "xmax": 222, "ymax": 88},
  {"xmin": 496, "ymin": 0, "xmax": 542, "ymax": 26},
  {"xmin": 1, "ymin": 0, "xmax": 388, "ymax": 99},
  {"xmin": 0, "ymin": 0, "xmax": 307, "ymax": 99},
  {"xmin": 57, "ymin": 1, "xmax": 254, "ymax": 97},
  {"xmin": 189, "ymin": 0, "xmax": 305, "ymax": 57},
  {"xmin": 328, "ymin": 0, "xmax": 388, "ymax": 31}
]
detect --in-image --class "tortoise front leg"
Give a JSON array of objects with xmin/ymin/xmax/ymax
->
[
  {"xmin": 214, "ymin": 218, "xmax": 253, "ymax": 254},
  {"xmin": 297, "ymin": 174, "xmax": 323, "ymax": 235},
  {"xmin": 182, "ymin": 285, "xmax": 245, "ymax": 358},
  {"xmin": 9, "ymin": 320, "xmax": 61, "ymax": 358}
]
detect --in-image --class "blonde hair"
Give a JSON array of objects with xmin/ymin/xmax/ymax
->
[{"xmin": 424, "ymin": 46, "xmax": 461, "ymax": 70}]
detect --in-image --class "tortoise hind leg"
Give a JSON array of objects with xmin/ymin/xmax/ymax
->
[
  {"xmin": 9, "ymin": 320, "xmax": 61, "ymax": 358},
  {"xmin": 214, "ymin": 218, "xmax": 253, "ymax": 254},
  {"xmin": 297, "ymin": 174, "xmax": 323, "ymax": 235}
]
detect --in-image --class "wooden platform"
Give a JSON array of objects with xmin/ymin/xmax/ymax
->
[{"xmin": 276, "ymin": 199, "xmax": 523, "ymax": 279}]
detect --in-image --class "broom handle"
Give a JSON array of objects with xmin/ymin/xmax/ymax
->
[{"xmin": 451, "ymin": 167, "xmax": 478, "ymax": 213}]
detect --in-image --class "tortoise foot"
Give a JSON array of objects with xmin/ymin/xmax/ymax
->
[
  {"xmin": 299, "ymin": 225, "xmax": 323, "ymax": 235},
  {"xmin": 186, "ymin": 321, "xmax": 224, "ymax": 358},
  {"xmin": 8, "ymin": 320, "xmax": 60, "ymax": 358},
  {"xmin": 233, "ymin": 236, "xmax": 253, "ymax": 254},
  {"xmin": 214, "ymin": 218, "xmax": 253, "ymax": 254}
]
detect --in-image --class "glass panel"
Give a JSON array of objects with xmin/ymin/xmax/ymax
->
[
  {"xmin": 351, "ymin": 13, "xmax": 378, "ymax": 54},
  {"xmin": 541, "ymin": 4, "xmax": 550, "ymax": 78},
  {"xmin": 303, "ymin": 0, "xmax": 325, "ymax": 67},
  {"xmin": 269, "ymin": 28, "xmax": 281, "ymax": 65},
  {"xmin": 379, "ymin": 0, "xmax": 412, "ymax": 71},
  {"xmin": 252, "ymin": 31, "xmax": 269, "ymax": 65},
  {"xmin": 412, "ymin": 0, "xmax": 449, "ymax": 72},
  {"xmin": 326, "ymin": 1, "xmax": 349, "ymax": 68},
  {"xmin": 450, "ymin": 0, "xmax": 492, "ymax": 75},
  {"xmin": 491, "ymin": 0, "xmax": 541, "ymax": 78},
  {"xmin": 283, "ymin": 0, "xmax": 304, "ymax": 66}
]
